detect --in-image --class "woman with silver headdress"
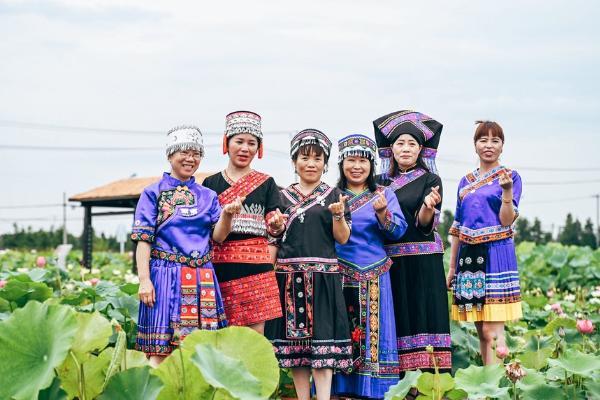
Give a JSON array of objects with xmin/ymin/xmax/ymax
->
[
  {"xmin": 131, "ymin": 126, "xmax": 242, "ymax": 366},
  {"xmin": 373, "ymin": 111, "xmax": 452, "ymax": 374},
  {"xmin": 203, "ymin": 111, "xmax": 284, "ymax": 335},
  {"xmin": 266, "ymin": 129, "xmax": 352, "ymax": 400},
  {"xmin": 331, "ymin": 134, "xmax": 408, "ymax": 399}
]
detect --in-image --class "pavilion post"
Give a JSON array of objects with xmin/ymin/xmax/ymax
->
[{"xmin": 82, "ymin": 205, "xmax": 93, "ymax": 268}]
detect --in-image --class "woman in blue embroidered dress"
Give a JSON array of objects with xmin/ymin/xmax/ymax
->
[
  {"xmin": 265, "ymin": 129, "xmax": 352, "ymax": 400},
  {"xmin": 331, "ymin": 134, "xmax": 408, "ymax": 399},
  {"xmin": 132, "ymin": 125, "xmax": 242, "ymax": 367},
  {"xmin": 447, "ymin": 121, "xmax": 522, "ymax": 365},
  {"xmin": 373, "ymin": 110, "xmax": 452, "ymax": 374}
]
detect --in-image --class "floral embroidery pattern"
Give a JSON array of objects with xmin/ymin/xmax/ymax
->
[{"xmin": 156, "ymin": 185, "xmax": 195, "ymax": 227}]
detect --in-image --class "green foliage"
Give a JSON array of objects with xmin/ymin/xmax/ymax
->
[
  {"xmin": 453, "ymin": 364, "xmax": 509, "ymax": 399},
  {"xmin": 99, "ymin": 367, "xmax": 164, "ymax": 400},
  {"xmin": 191, "ymin": 344, "xmax": 264, "ymax": 400},
  {"xmin": 0, "ymin": 301, "xmax": 77, "ymax": 400},
  {"xmin": 384, "ymin": 370, "xmax": 422, "ymax": 400}
]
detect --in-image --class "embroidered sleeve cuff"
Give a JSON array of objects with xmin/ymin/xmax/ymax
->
[
  {"xmin": 449, "ymin": 221, "xmax": 460, "ymax": 237},
  {"xmin": 377, "ymin": 210, "xmax": 396, "ymax": 233},
  {"xmin": 416, "ymin": 209, "xmax": 440, "ymax": 234},
  {"xmin": 130, "ymin": 232, "xmax": 155, "ymax": 242}
]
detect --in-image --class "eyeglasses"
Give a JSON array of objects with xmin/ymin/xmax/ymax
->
[{"xmin": 177, "ymin": 151, "xmax": 202, "ymax": 160}]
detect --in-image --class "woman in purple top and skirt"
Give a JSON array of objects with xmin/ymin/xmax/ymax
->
[
  {"xmin": 447, "ymin": 121, "xmax": 522, "ymax": 365},
  {"xmin": 332, "ymin": 134, "xmax": 408, "ymax": 399},
  {"xmin": 131, "ymin": 125, "xmax": 243, "ymax": 367}
]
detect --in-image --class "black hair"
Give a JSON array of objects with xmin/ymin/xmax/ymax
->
[
  {"xmin": 291, "ymin": 144, "xmax": 329, "ymax": 164},
  {"xmin": 337, "ymin": 158, "xmax": 378, "ymax": 192}
]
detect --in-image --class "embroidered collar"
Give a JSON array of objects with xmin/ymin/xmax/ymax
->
[
  {"xmin": 221, "ymin": 169, "xmax": 254, "ymax": 186},
  {"xmin": 162, "ymin": 172, "xmax": 196, "ymax": 188},
  {"xmin": 389, "ymin": 167, "xmax": 426, "ymax": 191}
]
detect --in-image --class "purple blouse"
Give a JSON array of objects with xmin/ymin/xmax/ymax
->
[
  {"xmin": 336, "ymin": 186, "xmax": 407, "ymax": 281},
  {"xmin": 131, "ymin": 172, "xmax": 222, "ymax": 259},
  {"xmin": 449, "ymin": 166, "xmax": 522, "ymax": 244}
]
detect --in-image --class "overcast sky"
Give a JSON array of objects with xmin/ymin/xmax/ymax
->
[{"xmin": 1, "ymin": 0, "xmax": 599, "ymax": 239}]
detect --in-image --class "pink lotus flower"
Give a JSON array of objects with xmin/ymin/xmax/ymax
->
[
  {"xmin": 0, "ymin": 280, "xmax": 7, "ymax": 289},
  {"xmin": 550, "ymin": 303, "xmax": 563, "ymax": 314},
  {"xmin": 496, "ymin": 345, "xmax": 509, "ymax": 359},
  {"xmin": 36, "ymin": 256, "xmax": 47, "ymax": 268},
  {"xmin": 576, "ymin": 319, "xmax": 594, "ymax": 334},
  {"xmin": 89, "ymin": 278, "xmax": 100, "ymax": 286}
]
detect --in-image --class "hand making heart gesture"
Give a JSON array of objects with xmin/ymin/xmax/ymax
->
[
  {"xmin": 223, "ymin": 196, "xmax": 246, "ymax": 215},
  {"xmin": 328, "ymin": 193, "xmax": 349, "ymax": 219},
  {"xmin": 423, "ymin": 186, "xmax": 441, "ymax": 210}
]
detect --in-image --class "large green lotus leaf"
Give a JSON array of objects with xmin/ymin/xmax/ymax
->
[
  {"xmin": 0, "ymin": 301, "xmax": 77, "ymax": 400},
  {"xmin": 119, "ymin": 283, "xmax": 140, "ymax": 295},
  {"xmin": 57, "ymin": 353, "xmax": 109, "ymax": 400},
  {"xmin": 515, "ymin": 367, "xmax": 545, "ymax": 391},
  {"xmin": 445, "ymin": 388, "xmax": 468, "ymax": 400},
  {"xmin": 152, "ymin": 348, "xmax": 212, "ymax": 400},
  {"xmin": 70, "ymin": 311, "xmax": 112, "ymax": 360},
  {"xmin": 521, "ymin": 384, "xmax": 566, "ymax": 400},
  {"xmin": 38, "ymin": 377, "xmax": 67, "ymax": 400},
  {"xmin": 181, "ymin": 326, "xmax": 279, "ymax": 398},
  {"xmin": 98, "ymin": 366, "xmax": 164, "ymax": 400},
  {"xmin": 548, "ymin": 248, "xmax": 569, "ymax": 269},
  {"xmin": 416, "ymin": 372, "xmax": 454, "ymax": 397},
  {"xmin": 520, "ymin": 347, "xmax": 553, "ymax": 370},
  {"xmin": 109, "ymin": 293, "xmax": 139, "ymax": 324},
  {"xmin": 585, "ymin": 381, "xmax": 600, "ymax": 399},
  {"xmin": 98, "ymin": 347, "xmax": 149, "ymax": 371},
  {"xmin": 384, "ymin": 370, "xmax": 422, "ymax": 400},
  {"xmin": 192, "ymin": 343, "xmax": 264, "ymax": 400},
  {"xmin": 542, "ymin": 316, "xmax": 577, "ymax": 335},
  {"xmin": 548, "ymin": 349, "xmax": 600, "ymax": 377},
  {"xmin": 454, "ymin": 364, "xmax": 509, "ymax": 400}
]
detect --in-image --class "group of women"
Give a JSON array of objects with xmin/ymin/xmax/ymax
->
[{"xmin": 131, "ymin": 110, "xmax": 523, "ymax": 400}]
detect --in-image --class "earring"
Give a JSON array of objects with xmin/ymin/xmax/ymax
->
[{"xmin": 324, "ymin": 165, "xmax": 329, "ymax": 174}]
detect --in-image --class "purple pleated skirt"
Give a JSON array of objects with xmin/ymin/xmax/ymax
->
[{"xmin": 135, "ymin": 258, "xmax": 227, "ymax": 355}]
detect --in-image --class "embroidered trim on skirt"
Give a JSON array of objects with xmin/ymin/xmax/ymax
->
[
  {"xmin": 219, "ymin": 271, "xmax": 282, "ymax": 326},
  {"xmin": 135, "ymin": 257, "xmax": 227, "ymax": 356},
  {"xmin": 265, "ymin": 269, "xmax": 352, "ymax": 370},
  {"xmin": 333, "ymin": 272, "xmax": 400, "ymax": 399},
  {"xmin": 452, "ymin": 238, "xmax": 523, "ymax": 322}
]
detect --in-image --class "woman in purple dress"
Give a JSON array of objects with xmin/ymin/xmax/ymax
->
[
  {"xmin": 332, "ymin": 134, "xmax": 408, "ymax": 399},
  {"xmin": 447, "ymin": 121, "xmax": 522, "ymax": 365},
  {"xmin": 131, "ymin": 125, "xmax": 242, "ymax": 367}
]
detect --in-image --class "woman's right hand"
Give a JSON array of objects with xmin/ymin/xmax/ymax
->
[
  {"xmin": 138, "ymin": 277, "xmax": 156, "ymax": 307},
  {"xmin": 446, "ymin": 267, "xmax": 455, "ymax": 291}
]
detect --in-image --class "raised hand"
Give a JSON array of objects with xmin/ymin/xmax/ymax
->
[
  {"xmin": 423, "ymin": 186, "xmax": 441, "ymax": 210},
  {"xmin": 267, "ymin": 208, "xmax": 286, "ymax": 233},
  {"xmin": 372, "ymin": 190, "xmax": 388, "ymax": 214},
  {"xmin": 499, "ymin": 169, "xmax": 513, "ymax": 191},
  {"xmin": 328, "ymin": 193, "xmax": 349, "ymax": 218},
  {"xmin": 223, "ymin": 196, "xmax": 246, "ymax": 215}
]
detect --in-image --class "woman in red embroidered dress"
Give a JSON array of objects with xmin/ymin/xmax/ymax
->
[{"xmin": 203, "ymin": 111, "xmax": 284, "ymax": 335}]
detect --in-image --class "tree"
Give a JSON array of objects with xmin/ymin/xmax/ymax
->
[
  {"xmin": 530, "ymin": 217, "xmax": 550, "ymax": 244},
  {"xmin": 437, "ymin": 209, "xmax": 455, "ymax": 249},
  {"xmin": 558, "ymin": 213, "xmax": 583, "ymax": 246},
  {"xmin": 515, "ymin": 217, "xmax": 533, "ymax": 243},
  {"xmin": 581, "ymin": 218, "xmax": 598, "ymax": 249}
]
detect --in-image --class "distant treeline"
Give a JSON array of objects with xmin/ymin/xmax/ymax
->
[
  {"xmin": 438, "ymin": 212, "xmax": 597, "ymax": 250},
  {"xmin": 0, "ymin": 223, "xmax": 133, "ymax": 252},
  {"xmin": 1, "ymin": 213, "xmax": 597, "ymax": 251}
]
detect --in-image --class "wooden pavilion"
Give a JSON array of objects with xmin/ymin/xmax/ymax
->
[{"xmin": 69, "ymin": 173, "xmax": 211, "ymax": 268}]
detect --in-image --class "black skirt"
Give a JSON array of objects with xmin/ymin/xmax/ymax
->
[
  {"xmin": 265, "ymin": 271, "xmax": 352, "ymax": 370},
  {"xmin": 389, "ymin": 253, "xmax": 452, "ymax": 373}
]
